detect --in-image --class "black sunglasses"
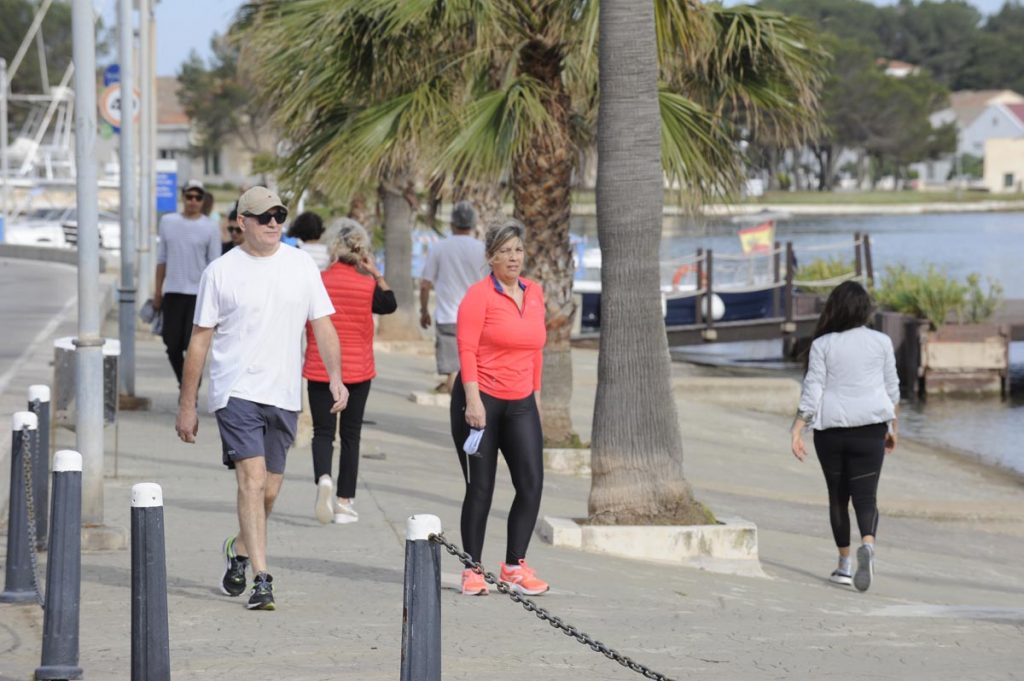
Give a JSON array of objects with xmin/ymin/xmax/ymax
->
[
  {"xmin": 184, "ymin": 193, "xmax": 204, "ymax": 201},
  {"xmin": 243, "ymin": 209, "xmax": 288, "ymax": 225},
  {"xmin": 227, "ymin": 226, "xmax": 241, "ymax": 234}
]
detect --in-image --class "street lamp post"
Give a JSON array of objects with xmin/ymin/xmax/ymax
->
[{"xmin": 118, "ymin": 0, "xmax": 138, "ymax": 399}]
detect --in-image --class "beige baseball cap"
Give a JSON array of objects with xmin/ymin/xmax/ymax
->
[{"xmin": 237, "ymin": 186, "xmax": 285, "ymax": 216}]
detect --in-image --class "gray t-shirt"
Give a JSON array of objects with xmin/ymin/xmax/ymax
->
[
  {"xmin": 421, "ymin": 234, "xmax": 487, "ymax": 324},
  {"xmin": 156, "ymin": 213, "xmax": 220, "ymax": 295}
]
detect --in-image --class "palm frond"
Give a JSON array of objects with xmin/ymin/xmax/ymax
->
[{"xmin": 659, "ymin": 88, "xmax": 743, "ymax": 202}]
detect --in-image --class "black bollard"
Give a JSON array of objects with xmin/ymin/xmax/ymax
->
[
  {"xmin": 131, "ymin": 482, "xmax": 170, "ymax": 681},
  {"xmin": 1, "ymin": 411, "xmax": 40, "ymax": 604},
  {"xmin": 36, "ymin": 450, "xmax": 84, "ymax": 681},
  {"xmin": 400, "ymin": 514, "xmax": 442, "ymax": 681},
  {"xmin": 28, "ymin": 384, "xmax": 51, "ymax": 551}
]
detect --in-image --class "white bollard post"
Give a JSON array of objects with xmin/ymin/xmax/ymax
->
[
  {"xmin": 131, "ymin": 483, "xmax": 170, "ymax": 681},
  {"xmin": 400, "ymin": 514, "xmax": 442, "ymax": 681}
]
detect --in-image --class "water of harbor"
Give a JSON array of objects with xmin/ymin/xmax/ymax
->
[{"xmin": 571, "ymin": 210, "xmax": 1024, "ymax": 478}]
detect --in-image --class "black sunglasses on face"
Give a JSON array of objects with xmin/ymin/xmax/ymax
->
[
  {"xmin": 244, "ymin": 209, "xmax": 288, "ymax": 225},
  {"xmin": 227, "ymin": 226, "xmax": 241, "ymax": 234},
  {"xmin": 184, "ymin": 193, "xmax": 204, "ymax": 201}
]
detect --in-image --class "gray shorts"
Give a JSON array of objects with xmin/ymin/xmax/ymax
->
[
  {"xmin": 435, "ymin": 323, "xmax": 460, "ymax": 375},
  {"xmin": 215, "ymin": 397, "xmax": 298, "ymax": 474}
]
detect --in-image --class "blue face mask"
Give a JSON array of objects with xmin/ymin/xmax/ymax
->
[{"xmin": 463, "ymin": 428, "xmax": 484, "ymax": 456}]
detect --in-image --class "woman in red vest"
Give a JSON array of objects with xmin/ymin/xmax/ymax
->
[
  {"xmin": 451, "ymin": 219, "xmax": 549, "ymax": 597},
  {"xmin": 303, "ymin": 219, "xmax": 396, "ymax": 524}
]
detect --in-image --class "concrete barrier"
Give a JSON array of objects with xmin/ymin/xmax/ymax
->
[
  {"xmin": 538, "ymin": 515, "xmax": 766, "ymax": 578},
  {"xmin": 673, "ymin": 376, "xmax": 800, "ymax": 416},
  {"xmin": 0, "ymin": 243, "xmax": 107, "ymax": 272}
]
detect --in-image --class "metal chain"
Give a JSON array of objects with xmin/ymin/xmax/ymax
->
[
  {"xmin": 20, "ymin": 426, "xmax": 45, "ymax": 609},
  {"xmin": 429, "ymin": 533, "xmax": 677, "ymax": 681}
]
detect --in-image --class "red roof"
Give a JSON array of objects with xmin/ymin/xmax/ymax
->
[{"xmin": 1006, "ymin": 103, "xmax": 1024, "ymax": 127}]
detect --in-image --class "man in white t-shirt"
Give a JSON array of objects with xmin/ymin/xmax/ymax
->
[
  {"xmin": 419, "ymin": 201, "xmax": 487, "ymax": 393},
  {"xmin": 153, "ymin": 179, "xmax": 221, "ymax": 386},
  {"xmin": 175, "ymin": 186, "xmax": 347, "ymax": 611}
]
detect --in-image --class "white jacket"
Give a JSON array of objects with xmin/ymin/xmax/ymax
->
[{"xmin": 798, "ymin": 326, "xmax": 900, "ymax": 430}]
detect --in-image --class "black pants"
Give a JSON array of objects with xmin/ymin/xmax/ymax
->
[
  {"xmin": 450, "ymin": 377, "xmax": 544, "ymax": 565},
  {"xmin": 308, "ymin": 379, "xmax": 372, "ymax": 499},
  {"xmin": 813, "ymin": 423, "xmax": 887, "ymax": 548},
  {"xmin": 161, "ymin": 293, "xmax": 197, "ymax": 387}
]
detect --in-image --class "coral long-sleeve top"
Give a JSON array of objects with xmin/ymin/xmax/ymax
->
[{"xmin": 457, "ymin": 274, "xmax": 546, "ymax": 400}]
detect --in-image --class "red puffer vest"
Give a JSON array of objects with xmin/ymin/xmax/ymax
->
[{"xmin": 303, "ymin": 262, "xmax": 377, "ymax": 384}]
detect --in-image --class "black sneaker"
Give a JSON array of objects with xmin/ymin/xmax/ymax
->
[
  {"xmin": 247, "ymin": 572, "xmax": 275, "ymax": 610},
  {"xmin": 220, "ymin": 536, "xmax": 249, "ymax": 597}
]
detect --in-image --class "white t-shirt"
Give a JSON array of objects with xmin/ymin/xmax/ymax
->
[
  {"xmin": 194, "ymin": 245, "xmax": 334, "ymax": 413},
  {"xmin": 156, "ymin": 213, "xmax": 220, "ymax": 294},
  {"xmin": 421, "ymin": 234, "xmax": 487, "ymax": 324}
]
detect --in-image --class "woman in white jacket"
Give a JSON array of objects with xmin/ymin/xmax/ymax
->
[{"xmin": 791, "ymin": 280, "xmax": 899, "ymax": 593}]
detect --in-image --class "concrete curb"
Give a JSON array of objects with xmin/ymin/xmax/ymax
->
[
  {"xmin": 673, "ymin": 376, "xmax": 800, "ymax": 417},
  {"xmin": 543, "ymin": 448, "xmax": 591, "ymax": 476},
  {"xmin": 538, "ymin": 515, "xmax": 767, "ymax": 578},
  {"xmin": 0, "ymin": 243, "xmax": 109, "ymax": 273},
  {"xmin": 374, "ymin": 339, "xmax": 434, "ymax": 356}
]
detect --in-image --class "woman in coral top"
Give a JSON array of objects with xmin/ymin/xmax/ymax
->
[
  {"xmin": 451, "ymin": 220, "xmax": 549, "ymax": 597},
  {"xmin": 303, "ymin": 219, "xmax": 396, "ymax": 525}
]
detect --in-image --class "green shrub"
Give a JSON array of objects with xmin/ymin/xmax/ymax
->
[
  {"xmin": 874, "ymin": 265, "xmax": 1001, "ymax": 329},
  {"xmin": 794, "ymin": 257, "xmax": 854, "ymax": 295},
  {"xmin": 963, "ymin": 273, "xmax": 1003, "ymax": 324}
]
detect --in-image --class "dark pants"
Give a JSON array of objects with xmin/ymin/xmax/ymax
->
[
  {"xmin": 813, "ymin": 423, "xmax": 888, "ymax": 548},
  {"xmin": 308, "ymin": 379, "xmax": 372, "ymax": 499},
  {"xmin": 450, "ymin": 377, "xmax": 544, "ymax": 565},
  {"xmin": 161, "ymin": 293, "xmax": 197, "ymax": 386}
]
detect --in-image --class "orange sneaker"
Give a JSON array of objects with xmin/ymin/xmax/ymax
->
[
  {"xmin": 460, "ymin": 568, "xmax": 489, "ymax": 596},
  {"xmin": 499, "ymin": 559, "xmax": 549, "ymax": 596}
]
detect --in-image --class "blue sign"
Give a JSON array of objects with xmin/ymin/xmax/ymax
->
[
  {"xmin": 103, "ymin": 64, "xmax": 120, "ymax": 86},
  {"xmin": 156, "ymin": 171, "xmax": 178, "ymax": 214}
]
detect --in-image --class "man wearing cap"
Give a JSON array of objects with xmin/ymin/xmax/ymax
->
[
  {"xmin": 419, "ymin": 200, "xmax": 488, "ymax": 394},
  {"xmin": 153, "ymin": 179, "xmax": 221, "ymax": 386},
  {"xmin": 175, "ymin": 186, "xmax": 348, "ymax": 611}
]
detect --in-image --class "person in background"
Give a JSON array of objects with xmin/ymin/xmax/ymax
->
[
  {"xmin": 223, "ymin": 206, "xmax": 243, "ymax": 254},
  {"xmin": 153, "ymin": 179, "xmax": 221, "ymax": 387},
  {"xmin": 420, "ymin": 201, "xmax": 487, "ymax": 394},
  {"xmin": 450, "ymin": 219, "xmax": 548, "ymax": 597},
  {"xmin": 288, "ymin": 211, "xmax": 330, "ymax": 270},
  {"xmin": 304, "ymin": 219, "xmax": 396, "ymax": 524},
  {"xmin": 791, "ymin": 280, "xmax": 899, "ymax": 593}
]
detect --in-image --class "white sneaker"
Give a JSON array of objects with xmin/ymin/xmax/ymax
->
[
  {"xmin": 829, "ymin": 569, "xmax": 853, "ymax": 586},
  {"xmin": 854, "ymin": 544, "xmax": 875, "ymax": 592},
  {"xmin": 314, "ymin": 475, "xmax": 334, "ymax": 525},
  {"xmin": 333, "ymin": 501, "xmax": 359, "ymax": 524}
]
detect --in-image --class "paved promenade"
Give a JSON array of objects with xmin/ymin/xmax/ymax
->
[{"xmin": 2, "ymin": 320, "xmax": 1023, "ymax": 680}]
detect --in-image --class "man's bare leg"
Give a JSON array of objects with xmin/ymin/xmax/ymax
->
[
  {"xmin": 233, "ymin": 457, "xmax": 269, "ymax": 574},
  {"xmin": 233, "ymin": 469, "xmax": 284, "ymax": 569}
]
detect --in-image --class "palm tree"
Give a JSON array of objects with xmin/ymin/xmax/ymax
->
[
  {"xmin": 590, "ymin": 0, "xmax": 700, "ymax": 523},
  {"xmin": 233, "ymin": 0, "xmax": 826, "ymax": 447}
]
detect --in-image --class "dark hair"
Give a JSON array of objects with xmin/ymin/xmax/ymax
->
[
  {"xmin": 804, "ymin": 280, "xmax": 873, "ymax": 369},
  {"xmin": 228, "ymin": 202, "xmax": 238, "ymax": 222},
  {"xmin": 201, "ymin": 192, "xmax": 215, "ymax": 216},
  {"xmin": 287, "ymin": 211, "xmax": 324, "ymax": 241}
]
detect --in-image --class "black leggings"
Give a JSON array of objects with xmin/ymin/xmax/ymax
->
[
  {"xmin": 450, "ymin": 378, "xmax": 544, "ymax": 565},
  {"xmin": 813, "ymin": 423, "xmax": 887, "ymax": 548},
  {"xmin": 308, "ymin": 379, "xmax": 372, "ymax": 499},
  {"xmin": 161, "ymin": 293, "xmax": 197, "ymax": 387}
]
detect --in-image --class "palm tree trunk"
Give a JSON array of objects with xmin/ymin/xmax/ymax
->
[
  {"xmin": 588, "ymin": 0, "xmax": 707, "ymax": 525},
  {"xmin": 376, "ymin": 178, "xmax": 422, "ymax": 341},
  {"xmin": 513, "ymin": 41, "xmax": 577, "ymax": 447}
]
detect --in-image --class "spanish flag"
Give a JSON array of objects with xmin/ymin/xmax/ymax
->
[{"xmin": 738, "ymin": 220, "xmax": 775, "ymax": 254}]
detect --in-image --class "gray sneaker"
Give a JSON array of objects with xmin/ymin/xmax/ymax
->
[
  {"xmin": 247, "ymin": 572, "xmax": 275, "ymax": 611},
  {"xmin": 829, "ymin": 569, "xmax": 853, "ymax": 586},
  {"xmin": 854, "ymin": 544, "xmax": 875, "ymax": 592}
]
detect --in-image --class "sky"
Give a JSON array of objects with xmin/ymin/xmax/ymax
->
[{"xmin": 143, "ymin": 0, "xmax": 1010, "ymax": 77}]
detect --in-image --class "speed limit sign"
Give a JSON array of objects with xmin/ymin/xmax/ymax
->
[{"xmin": 99, "ymin": 83, "xmax": 141, "ymax": 130}]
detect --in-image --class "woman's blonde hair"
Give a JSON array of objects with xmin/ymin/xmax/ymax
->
[
  {"xmin": 328, "ymin": 218, "xmax": 371, "ymax": 270},
  {"xmin": 484, "ymin": 219, "xmax": 526, "ymax": 260}
]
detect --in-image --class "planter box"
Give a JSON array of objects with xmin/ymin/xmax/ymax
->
[{"xmin": 920, "ymin": 324, "xmax": 1009, "ymax": 395}]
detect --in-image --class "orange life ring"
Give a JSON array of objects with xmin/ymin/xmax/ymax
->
[{"xmin": 672, "ymin": 264, "xmax": 707, "ymax": 290}]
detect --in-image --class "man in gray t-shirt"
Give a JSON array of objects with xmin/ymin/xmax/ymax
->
[
  {"xmin": 153, "ymin": 179, "xmax": 220, "ymax": 386},
  {"xmin": 419, "ymin": 201, "xmax": 488, "ymax": 393}
]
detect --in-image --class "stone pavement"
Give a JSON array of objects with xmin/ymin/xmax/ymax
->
[{"xmin": 2, "ymin": 325, "xmax": 1023, "ymax": 681}]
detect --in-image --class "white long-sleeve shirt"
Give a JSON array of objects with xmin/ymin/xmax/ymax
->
[{"xmin": 797, "ymin": 326, "xmax": 900, "ymax": 430}]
